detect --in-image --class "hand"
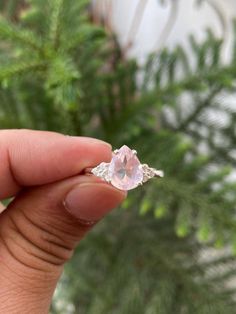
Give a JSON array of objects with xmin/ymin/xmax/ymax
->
[{"xmin": 0, "ymin": 129, "xmax": 126, "ymax": 314}]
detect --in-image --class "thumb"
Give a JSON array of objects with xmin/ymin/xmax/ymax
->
[{"xmin": 0, "ymin": 174, "xmax": 126, "ymax": 314}]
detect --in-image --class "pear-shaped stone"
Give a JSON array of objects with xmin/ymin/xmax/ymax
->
[{"xmin": 108, "ymin": 145, "xmax": 143, "ymax": 190}]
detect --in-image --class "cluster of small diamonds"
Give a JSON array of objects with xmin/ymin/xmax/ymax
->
[
  {"xmin": 91, "ymin": 162, "xmax": 111, "ymax": 182},
  {"xmin": 141, "ymin": 164, "xmax": 164, "ymax": 183}
]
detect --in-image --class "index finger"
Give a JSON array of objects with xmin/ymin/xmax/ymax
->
[{"xmin": 0, "ymin": 129, "xmax": 111, "ymax": 199}]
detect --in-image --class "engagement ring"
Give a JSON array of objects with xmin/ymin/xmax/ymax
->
[{"xmin": 89, "ymin": 145, "xmax": 164, "ymax": 191}]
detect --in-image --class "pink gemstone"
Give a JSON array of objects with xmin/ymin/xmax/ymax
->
[{"xmin": 108, "ymin": 145, "xmax": 143, "ymax": 190}]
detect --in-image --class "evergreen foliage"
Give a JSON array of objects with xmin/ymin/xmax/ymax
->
[{"xmin": 1, "ymin": 1, "xmax": 236, "ymax": 313}]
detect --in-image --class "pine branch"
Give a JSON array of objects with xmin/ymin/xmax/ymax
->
[
  {"xmin": 177, "ymin": 85, "xmax": 222, "ymax": 132},
  {"xmin": 49, "ymin": 0, "xmax": 64, "ymax": 50},
  {"xmin": 62, "ymin": 24, "xmax": 105, "ymax": 52},
  {"xmin": 0, "ymin": 60, "xmax": 46, "ymax": 80},
  {"xmin": 156, "ymin": 177, "xmax": 236, "ymax": 244},
  {"xmin": 0, "ymin": 16, "xmax": 43, "ymax": 52},
  {"xmin": 105, "ymin": 65, "xmax": 230, "ymax": 134}
]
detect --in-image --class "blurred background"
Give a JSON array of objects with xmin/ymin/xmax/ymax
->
[{"xmin": 1, "ymin": 0, "xmax": 236, "ymax": 313}]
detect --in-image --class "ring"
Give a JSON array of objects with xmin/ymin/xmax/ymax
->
[{"xmin": 89, "ymin": 145, "xmax": 164, "ymax": 191}]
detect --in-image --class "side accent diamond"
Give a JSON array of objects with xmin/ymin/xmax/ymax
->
[
  {"xmin": 91, "ymin": 162, "xmax": 110, "ymax": 182},
  {"xmin": 141, "ymin": 164, "xmax": 164, "ymax": 183}
]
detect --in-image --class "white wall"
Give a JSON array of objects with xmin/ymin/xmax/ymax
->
[{"xmin": 108, "ymin": 0, "xmax": 236, "ymax": 62}]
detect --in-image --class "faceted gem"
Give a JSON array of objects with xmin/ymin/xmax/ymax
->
[{"xmin": 108, "ymin": 145, "xmax": 143, "ymax": 190}]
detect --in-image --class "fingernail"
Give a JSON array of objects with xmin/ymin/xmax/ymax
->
[
  {"xmin": 64, "ymin": 183, "xmax": 126, "ymax": 222},
  {"xmin": 68, "ymin": 136, "xmax": 112, "ymax": 149}
]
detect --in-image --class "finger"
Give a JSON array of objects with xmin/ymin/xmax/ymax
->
[
  {"xmin": 0, "ymin": 129, "xmax": 111, "ymax": 199},
  {"xmin": 0, "ymin": 174, "xmax": 126, "ymax": 314},
  {"xmin": 0, "ymin": 202, "xmax": 5, "ymax": 213}
]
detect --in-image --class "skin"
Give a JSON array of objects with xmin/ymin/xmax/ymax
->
[{"xmin": 0, "ymin": 129, "xmax": 126, "ymax": 314}]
